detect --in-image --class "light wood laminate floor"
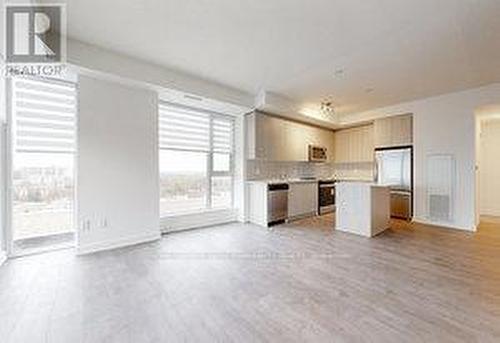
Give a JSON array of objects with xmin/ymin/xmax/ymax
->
[{"xmin": 1, "ymin": 216, "xmax": 500, "ymax": 342}]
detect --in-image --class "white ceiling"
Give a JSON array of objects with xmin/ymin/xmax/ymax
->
[{"xmin": 40, "ymin": 0, "xmax": 500, "ymax": 116}]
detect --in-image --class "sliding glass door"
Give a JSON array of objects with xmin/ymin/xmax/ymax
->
[{"xmin": 10, "ymin": 77, "xmax": 77, "ymax": 252}]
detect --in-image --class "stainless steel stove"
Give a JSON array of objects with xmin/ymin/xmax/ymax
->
[{"xmin": 318, "ymin": 180, "xmax": 335, "ymax": 215}]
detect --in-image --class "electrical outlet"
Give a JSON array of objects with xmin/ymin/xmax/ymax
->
[
  {"xmin": 80, "ymin": 219, "xmax": 91, "ymax": 232},
  {"xmin": 100, "ymin": 218, "xmax": 108, "ymax": 228}
]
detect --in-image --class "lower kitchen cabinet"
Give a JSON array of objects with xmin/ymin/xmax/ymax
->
[{"xmin": 288, "ymin": 182, "xmax": 318, "ymax": 219}]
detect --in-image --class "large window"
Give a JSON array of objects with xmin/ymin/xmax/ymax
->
[
  {"xmin": 159, "ymin": 102, "xmax": 234, "ymax": 216},
  {"xmin": 11, "ymin": 77, "xmax": 76, "ymax": 241}
]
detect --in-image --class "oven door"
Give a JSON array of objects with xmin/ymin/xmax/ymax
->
[{"xmin": 319, "ymin": 185, "xmax": 335, "ymax": 214}]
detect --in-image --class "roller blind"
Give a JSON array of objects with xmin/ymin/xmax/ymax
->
[
  {"xmin": 13, "ymin": 77, "xmax": 77, "ymax": 153},
  {"xmin": 159, "ymin": 102, "xmax": 210, "ymax": 152},
  {"xmin": 213, "ymin": 117, "xmax": 233, "ymax": 153},
  {"xmin": 159, "ymin": 102, "xmax": 234, "ymax": 153}
]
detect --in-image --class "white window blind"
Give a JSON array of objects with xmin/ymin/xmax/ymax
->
[
  {"xmin": 212, "ymin": 117, "xmax": 233, "ymax": 154},
  {"xmin": 13, "ymin": 77, "xmax": 77, "ymax": 153},
  {"xmin": 159, "ymin": 102, "xmax": 234, "ymax": 153},
  {"xmin": 159, "ymin": 103, "xmax": 210, "ymax": 152},
  {"xmin": 158, "ymin": 101, "xmax": 235, "ymax": 216}
]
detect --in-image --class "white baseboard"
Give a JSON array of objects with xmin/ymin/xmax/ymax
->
[
  {"xmin": 412, "ymin": 217, "xmax": 475, "ymax": 232},
  {"xmin": 77, "ymin": 231, "xmax": 161, "ymax": 255},
  {"xmin": 0, "ymin": 250, "xmax": 7, "ymax": 267},
  {"xmin": 480, "ymin": 210, "xmax": 500, "ymax": 217},
  {"xmin": 161, "ymin": 209, "xmax": 238, "ymax": 233}
]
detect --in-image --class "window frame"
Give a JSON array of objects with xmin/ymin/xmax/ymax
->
[{"xmin": 158, "ymin": 101, "xmax": 235, "ymax": 217}]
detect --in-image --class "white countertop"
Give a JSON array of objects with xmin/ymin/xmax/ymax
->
[
  {"xmin": 246, "ymin": 178, "xmax": 321, "ymax": 185},
  {"xmin": 246, "ymin": 178, "xmax": 374, "ymax": 185},
  {"xmin": 336, "ymin": 180, "xmax": 388, "ymax": 187}
]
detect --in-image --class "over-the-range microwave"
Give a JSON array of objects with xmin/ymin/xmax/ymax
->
[{"xmin": 308, "ymin": 145, "xmax": 328, "ymax": 162}]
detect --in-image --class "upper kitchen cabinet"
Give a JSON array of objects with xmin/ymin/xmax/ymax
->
[
  {"xmin": 245, "ymin": 111, "xmax": 335, "ymax": 162},
  {"xmin": 374, "ymin": 114, "xmax": 413, "ymax": 148},
  {"xmin": 246, "ymin": 112, "xmax": 285, "ymax": 160},
  {"xmin": 333, "ymin": 124, "xmax": 374, "ymax": 163}
]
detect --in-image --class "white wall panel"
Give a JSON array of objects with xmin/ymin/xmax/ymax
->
[{"xmin": 77, "ymin": 76, "xmax": 160, "ymax": 254}]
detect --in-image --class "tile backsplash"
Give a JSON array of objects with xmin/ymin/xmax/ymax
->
[
  {"xmin": 333, "ymin": 162, "xmax": 375, "ymax": 181},
  {"xmin": 246, "ymin": 160, "xmax": 375, "ymax": 181}
]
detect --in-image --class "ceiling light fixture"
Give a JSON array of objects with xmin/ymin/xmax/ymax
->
[
  {"xmin": 320, "ymin": 100, "xmax": 335, "ymax": 118},
  {"xmin": 334, "ymin": 69, "xmax": 345, "ymax": 78}
]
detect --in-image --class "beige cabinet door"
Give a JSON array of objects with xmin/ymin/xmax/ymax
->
[
  {"xmin": 334, "ymin": 125, "xmax": 374, "ymax": 163},
  {"xmin": 255, "ymin": 114, "xmax": 287, "ymax": 161},
  {"xmin": 249, "ymin": 112, "xmax": 337, "ymax": 162},
  {"xmin": 319, "ymin": 129, "xmax": 335, "ymax": 162},
  {"xmin": 374, "ymin": 114, "xmax": 413, "ymax": 148},
  {"xmin": 374, "ymin": 117, "xmax": 393, "ymax": 148},
  {"xmin": 359, "ymin": 125, "xmax": 374, "ymax": 162},
  {"xmin": 254, "ymin": 113, "xmax": 269, "ymax": 159},
  {"xmin": 245, "ymin": 113, "xmax": 257, "ymax": 159},
  {"xmin": 288, "ymin": 183, "xmax": 318, "ymax": 218},
  {"xmin": 333, "ymin": 130, "xmax": 347, "ymax": 163},
  {"xmin": 271, "ymin": 117, "xmax": 288, "ymax": 161},
  {"xmin": 390, "ymin": 115, "xmax": 413, "ymax": 147},
  {"xmin": 284, "ymin": 121, "xmax": 307, "ymax": 161}
]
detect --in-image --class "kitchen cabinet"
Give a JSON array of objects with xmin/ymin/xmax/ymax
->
[
  {"xmin": 246, "ymin": 182, "xmax": 269, "ymax": 227},
  {"xmin": 333, "ymin": 124, "xmax": 374, "ymax": 163},
  {"xmin": 246, "ymin": 113, "xmax": 286, "ymax": 160},
  {"xmin": 285, "ymin": 121, "xmax": 308, "ymax": 161},
  {"xmin": 246, "ymin": 111, "xmax": 335, "ymax": 162},
  {"xmin": 374, "ymin": 114, "xmax": 413, "ymax": 148},
  {"xmin": 288, "ymin": 182, "xmax": 318, "ymax": 219},
  {"xmin": 336, "ymin": 182, "xmax": 390, "ymax": 237}
]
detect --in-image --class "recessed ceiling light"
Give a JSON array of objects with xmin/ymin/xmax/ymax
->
[{"xmin": 334, "ymin": 69, "xmax": 345, "ymax": 77}]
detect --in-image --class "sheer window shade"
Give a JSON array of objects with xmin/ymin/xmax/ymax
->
[
  {"xmin": 158, "ymin": 102, "xmax": 235, "ymax": 215},
  {"xmin": 212, "ymin": 117, "xmax": 233, "ymax": 153},
  {"xmin": 159, "ymin": 103, "xmax": 210, "ymax": 152},
  {"xmin": 13, "ymin": 78, "xmax": 77, "ymax": 153},
  {"xmin": 159, "ymin": 102, "xmax": 234, "ymax": 153}
]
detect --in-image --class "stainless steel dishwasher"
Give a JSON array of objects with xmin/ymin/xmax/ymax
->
[{"xmin": 267, "ymin": 183, "xmax": 289, "ymax": 226}]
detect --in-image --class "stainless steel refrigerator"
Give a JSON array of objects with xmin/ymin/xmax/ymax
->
[{"xmin": 375, "ymin": 147, "xmax": 413, "ymax": 220}]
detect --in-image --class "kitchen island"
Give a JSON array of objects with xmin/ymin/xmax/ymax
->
[{"xmin": 336, "ymin": 181, "xmax": 391, "ymax": 237}]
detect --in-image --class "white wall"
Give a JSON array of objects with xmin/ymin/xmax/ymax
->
[
  {"xmin": 342, "ymin": 82, "xmax": 500, "ymax": 231},
  {"xmin": 0, "ymin": 58, "xmax": 6, "ymax": 264},
  {"xmin": 68, "ymin": 39, "xmax": 253, "ymax": 109},
  {"xmin": 77, "ymin": 75, "xmax": 160, "ymax": 254},
  {"xmin": 479, "ymin": 120, "xmax": 500, "ymax": 216}
]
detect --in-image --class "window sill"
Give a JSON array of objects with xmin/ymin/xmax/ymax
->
[
  {"xmin": 160, "ymin": 207, "xmax": 235, "ymax": 219},
  {"xmin": 160, "ymin": 208, "xmax": 238, "ymax": 233}
]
